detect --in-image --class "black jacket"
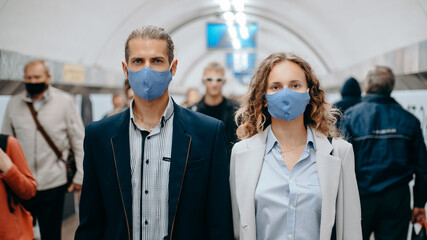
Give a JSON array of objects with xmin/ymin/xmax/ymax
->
[
  {"xmin": 75, "ymin": 101, "xmax": 234, "ymax": 240},
  {"xmin": 191, "ymin": 97, "xmax": 239, "ymax": 158},
  {"xmin": 343, "ymin": 94, "xmax": 427, "ymax": 207}
]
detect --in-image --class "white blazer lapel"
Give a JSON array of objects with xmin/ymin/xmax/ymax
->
[
  {"xmin": 313, "ymin": 131, "xmax": 342, "ymax": 240},
  {"xmin": 235, "ymin": 127, "xmax": 269, "ymax": 238}
]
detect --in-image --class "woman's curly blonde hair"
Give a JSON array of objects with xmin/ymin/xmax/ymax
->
[{"xmin": 235, "ymin": 52, "xmax": 339, "ymax": 140}]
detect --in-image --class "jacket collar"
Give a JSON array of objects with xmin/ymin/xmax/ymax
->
[
  {"xmin": 362, "ymin": 93, "xmax": 398, "ymax": 104},
  {"xmin": 111, "ymin": 108, "xmax": 133, "ymax": 232},
  {"xmin": 168, "ymin": 100, "xmax": 192, "ymax": 236}
]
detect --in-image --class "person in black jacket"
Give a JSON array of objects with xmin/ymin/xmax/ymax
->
[
  {"xmin": 342, "ymin": 66, "xmax": 427, "ymax": 240},
  {"xmin": 190, "ymin": 62, "xmax": 239, "ymax": 158},
  {"xmin": 333, "ymin": 77, "xmax": 361, "ymax": 126}
]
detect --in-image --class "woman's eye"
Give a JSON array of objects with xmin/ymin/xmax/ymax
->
[
  {"xmin": 291, "ymin": 84, "xmax": 300, "ymax": 89},
  {"xmin": 272, "ymin": 85, "xmax": 280, "ymax": 90}
]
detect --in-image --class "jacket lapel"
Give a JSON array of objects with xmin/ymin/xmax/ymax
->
[
  {"xmin": 312, "ymin": 130, "xmax": 341, "ymax": 239},
  {"xmin": 111, "ymin": 109, "xmax": 133, "ymax": 230},
  {"xmin": 168, "ymin": 103, "xmax": 191, "ymax": 236},
  {"xmin": 235, "ymin": 126, "xmax": 269, "ymax": 235}
]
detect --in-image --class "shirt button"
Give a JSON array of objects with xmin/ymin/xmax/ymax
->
[
  {"xmin": 146, "ymin": 159, "xmax": 149, "ymax": 164},
  {"xmin": 145, "ymin": 190, "xmax": 148, "ymax": 194},
  {"xmin": 288, "ymin": 234, "xmax": 292, "ymax": 239},
  {"xmin": 145, "ymin": 220, "xmax": 148, "ymax": 225},
  {"xmin": 290, "ymin": 205, "xmax": 294, "ymax": 210},
  {"xmin": 147, "ymin": 136, "xmax": 151, "ymax": 140}
]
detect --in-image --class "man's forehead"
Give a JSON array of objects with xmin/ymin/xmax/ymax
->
[
  {"xmin": 25, "ymin": 63, "xmax": 47, "ymax": 74},
  {"xmin": 128, "ymin": 38, "xmax": 168, "ymax": 57},
  {"xmin": 203, "ymin": 69, "xmax": 224, "ymax": 77}
]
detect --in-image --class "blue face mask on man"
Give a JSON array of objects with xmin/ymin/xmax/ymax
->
[
  {"xmin": 265, "ymin": 87, "xmax": 311, "ymax": 121},
  {"xmin": 128, "ymin": 65, "xmax": 173, "ymax": 101}
]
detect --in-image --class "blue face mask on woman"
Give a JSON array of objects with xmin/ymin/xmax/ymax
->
[
  {"xmin": 128, "ymin": 65, "xmax": 172, "ymax": 101},
  {"xmin": 265, "ymin": 87, "xmax": 311, "ymax": 121}
]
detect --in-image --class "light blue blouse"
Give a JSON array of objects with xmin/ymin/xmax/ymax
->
[{"xmin": 255, "ymin": 128, "xmax": 321, "ymax": 240}]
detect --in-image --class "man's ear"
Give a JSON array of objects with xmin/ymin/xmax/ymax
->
[
  {"xmin": 45, "ymin": 73, "xmax": 51, "ymax": 85},
  {"xmin": 122, "ymin": 61, "xmax": 128, "ymax": 78},
  {"xmin": 171, "ymin": 59, "xmax": 178, "ymax": 76}
]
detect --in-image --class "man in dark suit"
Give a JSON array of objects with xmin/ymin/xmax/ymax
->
[{"xmin": 75, "ymin": 25, "xmax": 233, "ymax": 240}]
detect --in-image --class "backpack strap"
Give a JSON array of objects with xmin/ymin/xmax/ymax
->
[{"xmin": 26, "ymin": 102, "xmax": 63, "ymax": 161}]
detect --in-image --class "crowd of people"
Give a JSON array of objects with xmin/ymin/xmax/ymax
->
[{"xmin": 0, "ymin": 25, "xmax": 426, "ymax": 240}]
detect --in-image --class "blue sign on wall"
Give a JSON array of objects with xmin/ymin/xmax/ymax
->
[{"xmin": 206, "ymin": 23, "xmax": 258, "ymax": 49}]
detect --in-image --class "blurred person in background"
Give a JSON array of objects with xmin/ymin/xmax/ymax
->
[
  {"xmin": 333, "ymin": 77, "xmax": 361, "ymax": 126},
  {"xmin": 181, "ymin": 87, "xmax": 201, "ymax": 108},
  {"xmin": 1, "ymin": 60, "xmax": 85, "ymax": 240},
  {"xmin": 191, "ymin": 62, "xmax": 239, "ymax": 157},
  {"xmin": 103, "ymin": 91, "xmax": 126, "ymax": 118},
  {"xmin": 342, "ymin": 66, "xmax": 427, "ymax": 240},
  {"xmin": 230, "ymin": 52, "xmax": 362, "ymax": 240},
  {"xmin": 0, "ymin": 134, "xmax": 37, "ymax": 240}
]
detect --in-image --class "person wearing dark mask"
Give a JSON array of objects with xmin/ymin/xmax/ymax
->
[
  {"xmin": 2, "ymin": 60, "xmax": 85, "ymax": 240},
  {"xmin": 230, "ymin": 53, "xmax": 362, "ymax": 239},
  {"xmin": 333, "ymin": 77, "xmax": 361, "ymax": 126},
  {"xmin": 75, "ymin": 25, "xmax": 233, "ymax": 240}
]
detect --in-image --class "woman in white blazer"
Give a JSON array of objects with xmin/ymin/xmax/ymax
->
[{"xmin": 230, "ymin": 52, "xmax": 362, "ymax": 240}]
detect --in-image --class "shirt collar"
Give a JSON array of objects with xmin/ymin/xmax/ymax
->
[
  {"xmin": 306, "ymin": 127, "xmax": 316, "ymax": 151},
  {"xmin": 129, "ymin": 96, "xmax": 174, "ymax": 130},
  {"xmin": 265, "ymin": 126, "xmax": 316, "ymax": 154},
  {"xmin": 265, "ymin": 127, "xmax": 278, "ymax": 154}
]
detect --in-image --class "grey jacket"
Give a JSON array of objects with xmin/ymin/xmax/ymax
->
[{"xmin": 2, "ymin": 87, "xmax": 84, "ymax": 190}]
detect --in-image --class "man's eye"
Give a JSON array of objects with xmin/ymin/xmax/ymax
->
[
  {"xmin": 154, "ymin": 59, "xmax": 163, "ymax": 63},
  {"xmin": 133, "ymin": 59, "xmax": 142, "ymax": 63}
]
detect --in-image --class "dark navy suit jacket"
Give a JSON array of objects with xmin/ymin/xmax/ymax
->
[{"xmin": 75, "ymin": 101, "xmax": 234, "ymax": 240}]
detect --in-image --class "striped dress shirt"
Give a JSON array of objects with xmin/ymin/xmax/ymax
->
[{"xmin": 129, "ymin": 97, "xmax": 174, "ymax": 240}]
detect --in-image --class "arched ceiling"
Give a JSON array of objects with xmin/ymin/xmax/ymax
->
[{"xmin": 1, "ymin": 0, "xmax": 426, "ymax": 95}]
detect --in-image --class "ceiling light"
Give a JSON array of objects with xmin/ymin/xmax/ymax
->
[
  {"xmin": 232, "ymin": 0, "xmax": 245, "ymax": 12},
  {"xmin": 235, "ymin": 12, "xmax": 246, "ymax": 25},
  {"xmin": 232, "ymin": 38, "xmax": 241, "ymax": 49},
  {"xmin": 227, "ymin": 25, "xmax": 238, "ymax": 39},
  {"xmin": 223, "ymin": 12, "xmax": 235, "ymax": 22},
  {"xmin": 219, "ymin": 0, "xmax": 231, "ymax": 11},
  {"xmin": 239, "ymin": 25, "xmax": 249, "ymax": 39}
]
